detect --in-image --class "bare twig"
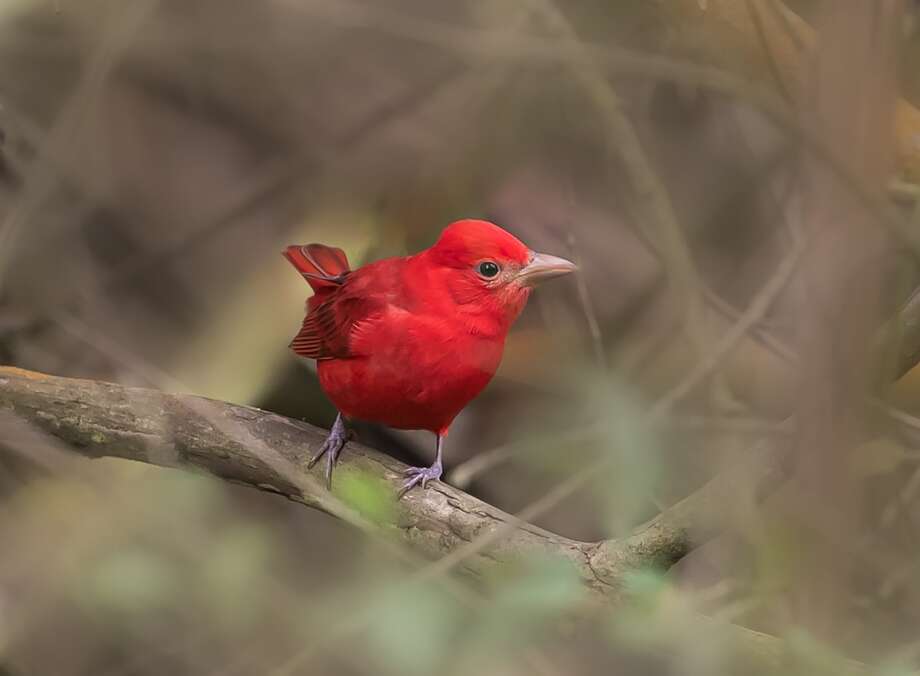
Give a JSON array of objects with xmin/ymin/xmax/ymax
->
[
  {"xmin": 648, "ymin": 227, "xmax": 806, "ymax": 417},
  {"xmin": 527, "ymin": 0, "xmax": 712, "ymax": 377},
  {"xmin": 567, "ymin": 234, "xmax": 607, "ymax": 371},
  {"xmin": 887, "ymin": 196, "xmax": 920, "ymax": 378},
  {"xmin": 745, "ymin": 0, "xmax": 795, "ymax": 102}
]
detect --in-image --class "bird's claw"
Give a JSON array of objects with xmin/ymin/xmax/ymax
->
[
  {"xmin": 308, "ymin": 414, "xmax": 350, "ymax": 489},
  {"xmin": 399, "ymin": 461, "xmax": 443, "ymax": 498}
]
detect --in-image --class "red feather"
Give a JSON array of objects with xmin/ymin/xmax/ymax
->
[
  {"xmin": 285, "ymin": 220, "xmax": 545, "ymax": 434},
  {"xmin": 283, "ymin": 244, "xmax": 350, "ymax": 291}
]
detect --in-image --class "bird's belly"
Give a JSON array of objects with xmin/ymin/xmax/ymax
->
[{"xmin": 317, "ymin": 339, "xmax": 501, "ymax": 433}]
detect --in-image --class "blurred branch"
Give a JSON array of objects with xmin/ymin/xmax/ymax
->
[
  {"xmin": 648, "ymin": 222, "xmax": 805, "ymax": 417},
  {"xmin": 889, "ymin": 197, "xmax": 920, "ymax": 378},
  {"xmin": 890, "ymin": 286, "xmax": 920, "ymax": 379},
  {"xmin": 98, "ymin": 59, "xmax": 469, "ymax": 293},
  {"xmin": 306, "ymin": 0, "xmax": 920, "ymax": 198},
  {"xmin": 449, "ymin": 415, "xmax": 791, "ymax": 490},
  {"xmin": 526, "ymin": 0, "xmax": 712, "ymax": 372},
  {"xmin": 593, "ymin": 438, "xmax": 788, "ymax": 574},
  {"xmin": 567, "ymin": 234, "xmax": 608, "ymax": 371},
  {"xmin": 744, "ymin": 0, "xmax": 794, "ymax": 103},
  {"xmin": 0, "ymin": 0, "xmax": 157, "ymax": 294},
  {"xmin": 0, "ymin": 366, "xmax": 870, "ymax": 673}
]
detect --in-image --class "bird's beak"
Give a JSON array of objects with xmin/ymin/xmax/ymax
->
[{"xmin": 517, "ymin": 252, "xmax": 577, "ymax": 286}]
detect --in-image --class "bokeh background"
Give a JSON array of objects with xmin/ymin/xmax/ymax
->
[{"xmin": 2, "ymin": 0, "xmax": 920, "ymax": 674}]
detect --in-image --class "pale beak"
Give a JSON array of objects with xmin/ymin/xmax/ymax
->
[{"xmin": 517, "ymin": 251, "xmax": 578, "ymax": 285}]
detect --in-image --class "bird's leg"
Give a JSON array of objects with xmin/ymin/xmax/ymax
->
[
  {"xmin": 399, "ymin": 434, "xmax": 444, "ymax": 497},
  {"xmin": 308, "ymin": 412, "xmax": 350, "ymax": 489}
]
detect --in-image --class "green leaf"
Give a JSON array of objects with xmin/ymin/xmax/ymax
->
[
  {"xmin": 491, "ymin": 556, "xmax": 585, "ymax": 616},
  {"xmin": 621, "ymin": 568, "xmax": 669, "ymax": 603},
  {"xmin": 586, "ymin": 381, "xmax": 662, "ymax": 536},
  {"xmin": 467, "ymin": 555, "xmax": 585, "ymax": 654},
  {"xmin": 610, "ymin": 568, "xmax": 672, "ymax": 646},
  {"xmin": 336, "ymin": 469, "xmax": 397, "ymax": 525}
]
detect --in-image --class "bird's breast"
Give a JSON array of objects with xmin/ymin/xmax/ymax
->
[{"xmin": 317, "ymin": 325, "xmax": 505, "ymax": 433}]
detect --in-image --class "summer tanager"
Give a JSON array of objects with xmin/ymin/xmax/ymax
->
[{"xmin": 284, "ymin": 219, "xmax": 576, "ymax": 495}]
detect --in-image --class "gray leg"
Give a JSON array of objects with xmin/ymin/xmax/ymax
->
[
  {"xmin": 399, "ymin": 434, "xmax": 444, "ymax": 497},
  {"xmin": 308, "ymin": 412, "xmax": 349, "ymax": 489}
]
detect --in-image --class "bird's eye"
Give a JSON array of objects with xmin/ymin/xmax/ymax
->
[{"xmin": 476, "ymin": 261, "xmax": 501, "ymax": 279}]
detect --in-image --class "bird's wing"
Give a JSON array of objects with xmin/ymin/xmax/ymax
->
[
  {"xmin": 289, "ymin": 260, "xmax": 403, "ymax": 360},
  {"xmin": 290, "ymin": 294, "xmax": 383, "ymax": 359}
]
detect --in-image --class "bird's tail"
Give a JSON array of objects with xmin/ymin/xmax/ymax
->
[{"xmin": 283, "ymin": 244, "xmax": 351, "ymax": 291}]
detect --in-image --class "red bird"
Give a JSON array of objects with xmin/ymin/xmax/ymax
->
[{"xmin": 284, "ymin": 219, "xmax": 576, "ymax": 495}]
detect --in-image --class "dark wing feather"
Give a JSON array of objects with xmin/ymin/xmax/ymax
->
[
  {"xmin": 289, "ymin": 256, "xmax": 408, "ymax": 360},
  {"xmin": 289, "ymin": 263, "xmax": 398, "ymax": 360}
]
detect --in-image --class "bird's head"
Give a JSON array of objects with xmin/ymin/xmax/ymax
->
[{"xmin": 421, "ymin": 219, "xmax": 577, "ymax": 332}]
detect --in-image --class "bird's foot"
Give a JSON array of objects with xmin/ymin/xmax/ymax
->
[
  {"xmin": 399, "ymin": 459, "xmax": 443, "ymax": 497},
  {"xmin": 308, "ymin": 413, "xmax": 351, "ymax": 489}
]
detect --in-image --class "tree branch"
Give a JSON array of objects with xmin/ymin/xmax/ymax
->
[
  {"xmin": 0, "ymin": 367, "xmax": 617, "ymax": 590},
  {"xmin": 0, "ymin": 365, "xmax": 789, "ymax": 588}
]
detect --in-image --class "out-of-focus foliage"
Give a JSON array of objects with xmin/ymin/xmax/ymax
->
[{"xmin": 337, "ymin": 468, "xmax": 397, "ymax": 525}]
